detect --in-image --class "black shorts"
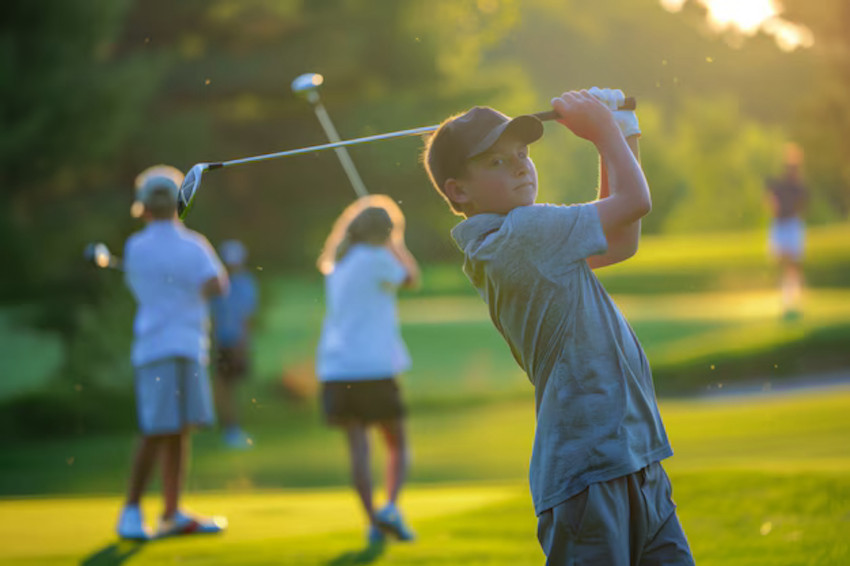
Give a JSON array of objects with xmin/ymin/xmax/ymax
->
[
  {"xmin": 215, "ymin": 345, "xmax": 249, "ymax": 383},
  {"xmin": 320, "ymin": 378, "xmax": 406, "ymax": 425}
]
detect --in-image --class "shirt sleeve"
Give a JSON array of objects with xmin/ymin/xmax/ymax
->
[
  {"xmin": 122, "ymin": 236, "xmax": 141, "ymax": 297},
  {"xmin": 192, "ymin": 234, "xmax": 226, "ymax": 287},
  {"xmin": 506, "ymin": 203, "xmax": 607, "ymax": 265}
]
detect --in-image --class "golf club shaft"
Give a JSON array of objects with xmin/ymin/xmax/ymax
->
[
  {"xmin": 311, "ymin": 101, "xmax": 369, "ymax": 197},
  {"xmin": 206, "ymin": 97, "xmax": 637, "ymax": 170}
]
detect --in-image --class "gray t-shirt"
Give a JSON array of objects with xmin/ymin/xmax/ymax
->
[{"xmin": 452, "ymin": 203, "xmax": 672, "ymax": 515}]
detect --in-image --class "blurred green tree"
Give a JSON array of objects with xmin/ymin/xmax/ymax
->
[
  {"xmin": 0, "ymin": 0, "xmax": 162, "ymax": 302},
  {"xmin": 784, "ymin": 0, "xmax": 850, "ymax": 218}
]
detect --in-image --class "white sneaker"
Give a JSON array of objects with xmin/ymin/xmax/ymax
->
[
  {"xmin": 116, "ymin": 504, "xmax": 151, "ymax": 541},
  {"xmin": 375, "ymin": 503, "xmax": 415, "ymax": 541},
  {"xmin": 156, "ymin": 509, "xmax": 228, "ymax": 538}
]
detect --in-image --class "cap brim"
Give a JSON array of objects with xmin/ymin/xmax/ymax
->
[{"xmin": 466, "ymin": 115, "xmax": 544, "ymax": 159}]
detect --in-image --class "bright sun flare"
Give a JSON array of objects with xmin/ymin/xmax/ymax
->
[
  {"xmin": 660, "ymin": 0, "xmax": 814, "ymax": 51},
  {"xmin": 702, "ymin": 0, "xmax": 777, "ymax": 34}
]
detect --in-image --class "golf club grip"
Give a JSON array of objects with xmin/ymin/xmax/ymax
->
[{"xmin": 532, "ymin": 96, "xmax": 636, "ymax": 122}]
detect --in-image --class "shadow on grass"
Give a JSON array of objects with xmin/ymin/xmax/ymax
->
[
  {"xmin": 326, "ymin": 539, "xmax": 386, "ymax": 565},
  {"xmin": 80, "ymin": 541, "xmax": 145, "ymax": 565}
]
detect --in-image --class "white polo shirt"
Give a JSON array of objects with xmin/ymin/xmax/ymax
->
[
  {"xmin": 124, "ymin": 220, "xmax": 225, "ymax": 367},
  {"xmin": 317, "ymin": 244, "xmax": 411, "ymax": 381}
]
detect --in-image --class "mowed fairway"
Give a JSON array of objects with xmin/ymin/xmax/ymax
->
[{"xmin": 2, "ymin": 387, "xmax": 849, "ymax": 565}]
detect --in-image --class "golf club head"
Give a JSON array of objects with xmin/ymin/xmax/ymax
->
[
  {"xmin": 177, "ymin": 163, "xmax": 208, "ymax": 219},
  {"xmin": 84, "ymin": 242, "xmax": 120, "ymax": 270},
  {"xmin": 291, "ymin": 73, "xmax": 323, "ymax": 104}
]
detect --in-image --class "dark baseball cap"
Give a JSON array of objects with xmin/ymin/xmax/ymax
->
[{"xmin": 425, "ymin": 106, "xmax": 544, "ymax": 194}]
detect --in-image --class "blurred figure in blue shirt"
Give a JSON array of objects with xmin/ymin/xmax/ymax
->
[{"xmin": 211, "ymin": 239, "xmax": 259, "ymax": 448}]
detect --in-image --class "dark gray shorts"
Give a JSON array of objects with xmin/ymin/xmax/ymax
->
[
  {"xmin": 320, "ymin": 378, "xmax": 406, "ymax": 425},
  {"xmin": 537, "ymin": 462, "xmax": 694, "ymax": 565}
]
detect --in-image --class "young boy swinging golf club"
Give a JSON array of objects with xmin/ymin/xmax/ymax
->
[{"xmin": 423, "ymin": 89, "xmax": 695, "ymax": 565}]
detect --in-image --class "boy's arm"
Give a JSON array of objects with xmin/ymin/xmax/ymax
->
[
  {"xmin": 551, "ymin": 90, "xmax": 650, "ymax": 267},
  {"xmin": 586, "ymin": 135, "xmax": 644, "ymax": 269},
  {"xmin": 202, "ymin": 272, "xmax": 229, "ymax": 299}
]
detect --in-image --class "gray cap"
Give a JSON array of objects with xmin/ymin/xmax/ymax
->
[
  {"xmin": 425, "ymin": 107, "xmax": 543, "ymax": 194},
  {"xmin": 134, "ymin": 165, "xmax": 184, "ymax": 207}
]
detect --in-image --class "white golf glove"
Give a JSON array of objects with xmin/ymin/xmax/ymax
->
[{"xmin": 588, "ymin": 86, "xmax": 640, "ymax": 137}]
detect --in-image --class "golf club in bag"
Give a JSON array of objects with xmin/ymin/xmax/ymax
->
[{"xmin": 177, "ymin": 92, "xmax": 636, "ymax": 219}]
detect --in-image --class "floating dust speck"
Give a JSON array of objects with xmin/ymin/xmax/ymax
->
[
  {"xmin": 706, "ymin": 56, "xmax": 714, "ymax": 63},
  {"xmin": 204, "ymin": 78, "xmax": 211, "ymax": 85},
  {"xmin": 710, "ymin": 364, "xmax": 715, "ymax": 370},
  {"xmin": 67, "ymin": 457, "xmax": 75, "ymax": 466},
  {"xmin": 760, "ymin": 521, "xmax": 773, "ymax": 535}
]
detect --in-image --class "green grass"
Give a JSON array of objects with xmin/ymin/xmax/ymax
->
[
  {"xmin": 2, "ymin": 223, "xmax": 849, "ymax": 403},
  {"xmin": 2, "ymin": 388, "xmax": 849, "ymax": 564},
  {"xmin": 252, "ymin": 282, "xmax": 850, "ymax": 400},
  {"xmin": 245, "ymin": 222, "xmax": 850, "ymax": 399}
]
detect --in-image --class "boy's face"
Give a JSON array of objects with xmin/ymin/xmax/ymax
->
[{"xmin": 446, "ymin": 132, "xmax": 538, "ymax": 216}]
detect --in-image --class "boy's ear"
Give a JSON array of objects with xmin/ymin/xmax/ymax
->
[{"xmin": 444, "ymin": 178, "xmax": 471, "ymax": 204}]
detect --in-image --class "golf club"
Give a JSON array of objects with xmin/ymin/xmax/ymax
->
[
  {"xmin": 291, "ymin": 73, "xmax": 369, "ymax": 198},
  {"xmin": 177, "ymin": 95, "xmax": 637, "ymax": 219},
  {"xmin": 84, "ymin": 242, "xmax": 122, "ymax": 271}
]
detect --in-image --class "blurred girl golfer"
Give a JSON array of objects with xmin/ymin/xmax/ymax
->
[{"xmin": 316, "ymin": 195, "xmax": 420, "ymax": 544}]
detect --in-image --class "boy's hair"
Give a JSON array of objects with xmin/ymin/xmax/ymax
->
[
  {"xmin": 134, "ymin": 164, "xmax": 184, "ymax": 219},
  {"xmin": 317, "ymin": 194, "xmax": 405, "ymax": 275},
  {"xmin": 422, "ymin": 106, "xmax": 544, "ymax": 215}
]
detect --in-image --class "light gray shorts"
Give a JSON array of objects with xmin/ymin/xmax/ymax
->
[
  {"xmin": 537, "ymin": 462, "xmax": 695, "ymax": 566},
  {"xmin": 769, "ymin": 217, "xmax": 805, "ymax": 259},
  {"xmin": 134, "ymin": 357, "xmax": 216, "ymax": 435}
]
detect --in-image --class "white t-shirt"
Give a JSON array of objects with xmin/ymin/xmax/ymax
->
[
  {"xmin": 317, "ymin": 244, "xmax": 410, "ymax": 381},
  {"xmin": 124, "ymin": 220, "xmax": 225, "ymax": 367}
]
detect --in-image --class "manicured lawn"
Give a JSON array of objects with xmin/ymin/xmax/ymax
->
[{"xmin": 2, "ymin": 387, "xmax": 849, "ymax": 564}]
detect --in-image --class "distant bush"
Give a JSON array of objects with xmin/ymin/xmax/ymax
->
[{"xmin": 0, "ymin": 383, "xmax": 135, "ymax": 442}]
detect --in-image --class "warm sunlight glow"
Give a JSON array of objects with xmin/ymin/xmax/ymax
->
[
  {"xmin": 660, "ymin": 0, "xmax": 686, "ymax": 11},
  {"xmin": 661, "ymin": 0, "xmax": 814, "ymax": 51},
  {"xmin": 703, "ymin": 0, "xmax": 777, "ymax": 34}
]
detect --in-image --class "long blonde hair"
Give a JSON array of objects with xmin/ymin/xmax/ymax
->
[{"xmin": 317, "ymin": 194, "xmax": 406, "ymax": 275}]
